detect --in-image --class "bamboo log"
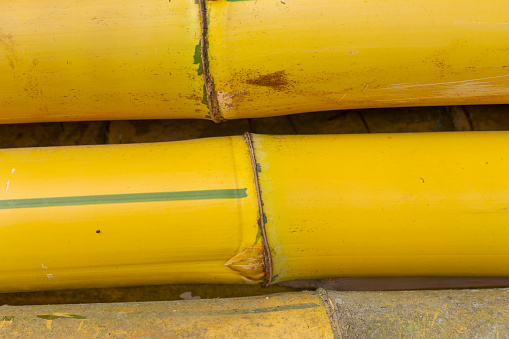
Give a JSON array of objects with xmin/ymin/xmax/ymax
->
[
  {"xmin": 0, "ymin": 0, "xmax": 207, "ymax": 122},
  {"xmin": 0, "ymin": 137, "xmax": 261, "ymax": 291},
  {"xmin": 209, "ymin": 0, "xmax": 509, "ymax": 120},
  {"xmin": 1, "ymin": 132, "xmax": 509, "ymax": 292},
  {"xmin": 0, "ymin": 289, "xmax": 508, "ymax": 338},
  {"xmin": 253, "ymin": 132, "xmax": 509, "ymax": 283},
  {"xmin": 1, "ymin": 1, "xmax": 509, "ymax": 123}
]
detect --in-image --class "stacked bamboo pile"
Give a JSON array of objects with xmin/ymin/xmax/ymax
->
[{"xmin": 2, "ymin": 0, "xmax": 509, "ymax": 337}]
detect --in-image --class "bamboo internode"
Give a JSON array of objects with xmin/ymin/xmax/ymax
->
[
  {"xmin": 1, "ymin": 0, "xmax": 509, "ymax": 123},
  {"xmin": 1, "ymin": 132, "xmax": 509, "ymax": 292}
]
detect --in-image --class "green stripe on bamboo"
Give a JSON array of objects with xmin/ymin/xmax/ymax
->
[{"xmin": 0, "ymin": 188, "xmax": 248, "ymax": 209}]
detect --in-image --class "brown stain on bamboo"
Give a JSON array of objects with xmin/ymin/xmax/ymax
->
[
  {"xmin": 0, "ymin": 30, "xmax": 44, "ymax": 103},
  {"xmin": 0, "ymin": 32, "xmax": 16, "ymax": 70},
  {"xmin": 246, "ymin": 71, "xmax": 290, "ymax": 91}
]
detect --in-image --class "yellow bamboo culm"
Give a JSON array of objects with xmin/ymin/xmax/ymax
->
[
  {"xmin": 0, "ymin": 0, "xmax": 208, "ymax": 122},
  {"xmin": 2, "ymin": 0, "xmax": 509, "ymax": 123},
  {"xmin": 209, "ymin": 0, "xmax": 509, "ymax": 119},
  {"xmin": 0, "ymin": 292, "xmax": 337, "ymax": 337},
  {"xmin": 0, "ymin": 137, "xmax": 261, "ymax": 291},
  {"xmin": 253, "ymin": 133, "xmax": 509, "ymax": 283},
  {"xmin": 1, "ymin": 132, "xmax": 509, "ymax": 292}
]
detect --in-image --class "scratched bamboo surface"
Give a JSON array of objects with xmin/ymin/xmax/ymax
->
[
  {"xmin": 0, "ymin": 289, "xmax": 508, "ymax": 338},
  {"xmin": 0, "ymin": 105, "xmax": 509, "ymax": 306}
]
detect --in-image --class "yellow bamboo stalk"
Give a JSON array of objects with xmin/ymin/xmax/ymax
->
[
  {"xmin": 2, "ymin": 0, "xmax": 509, "ymax": 123},
  {"xmin": 0, "ymin": 137, "xmax": 261, "ymax": 291},
  {"xmin": 210, "ymin": 0, "xmax": 509, "ymax": 119},
  {"xmin": 1, "ymin": 132, "xmax": 509, "ymax": 292},
  {"xmin": 0, "ymin": 291, "xmax": 336, "ymax": 338},
  {"xmin": 0, "ymin": 0, "xmax": 208, "ymax": 122},
  {"xmin": 253, "ymin": 133, "xmax": 509, "ymax": 283}
]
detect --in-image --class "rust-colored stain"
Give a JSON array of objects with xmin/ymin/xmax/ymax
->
[
  {"xmin": 246, "ymin": 71, "xmax": 289, "ymax": 90},
  {"xmin": 0, "ymin": 32, "xmax": 16, "ymax": 70},
  {"xmin": 0, "ymin": 31, "xmax": 44, "ymax": 103},
  {"xmin": 185, "ymin": 94, "xmax": 202, "ymax": 101},
  {"xmin": 217, "ymin": 87, "xmax": 247, "ymax": 110}
]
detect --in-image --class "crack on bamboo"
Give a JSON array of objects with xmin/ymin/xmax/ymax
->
[
  {"xmin": 244, "ymin": 132, "xmax": 273, "ymax": 287},
  {"xmin": 224, "ymin": 247, "xmax": 265, "ymax": 282},
  {"xmin": 198, "ymin": 0, "xmax": 224, "ymax": 123}
]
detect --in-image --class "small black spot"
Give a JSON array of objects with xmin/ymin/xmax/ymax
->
[{"xmin": 96, "ymin": 230, "xmax": 101, "ymax": 234}]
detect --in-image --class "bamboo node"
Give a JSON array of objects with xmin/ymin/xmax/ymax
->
[
  {"xmin": 198, "ymin": 0, "xmax": 223, "ymax": 122},
  {"xmin": 243, "ymin": 132, "xmax": 273, "ymax": 287}
]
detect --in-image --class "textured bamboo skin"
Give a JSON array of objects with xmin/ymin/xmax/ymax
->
[
  {"xmin": 2, "ymin": 1, "xmax": 509, "ymax": 122},
  {"xmin": 0, "ymin": 0, "xmax": 208, "ymax": 122},
  {"xmin": 2, "ymin": 133, "xmax": 509, "ymax": 291}
]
